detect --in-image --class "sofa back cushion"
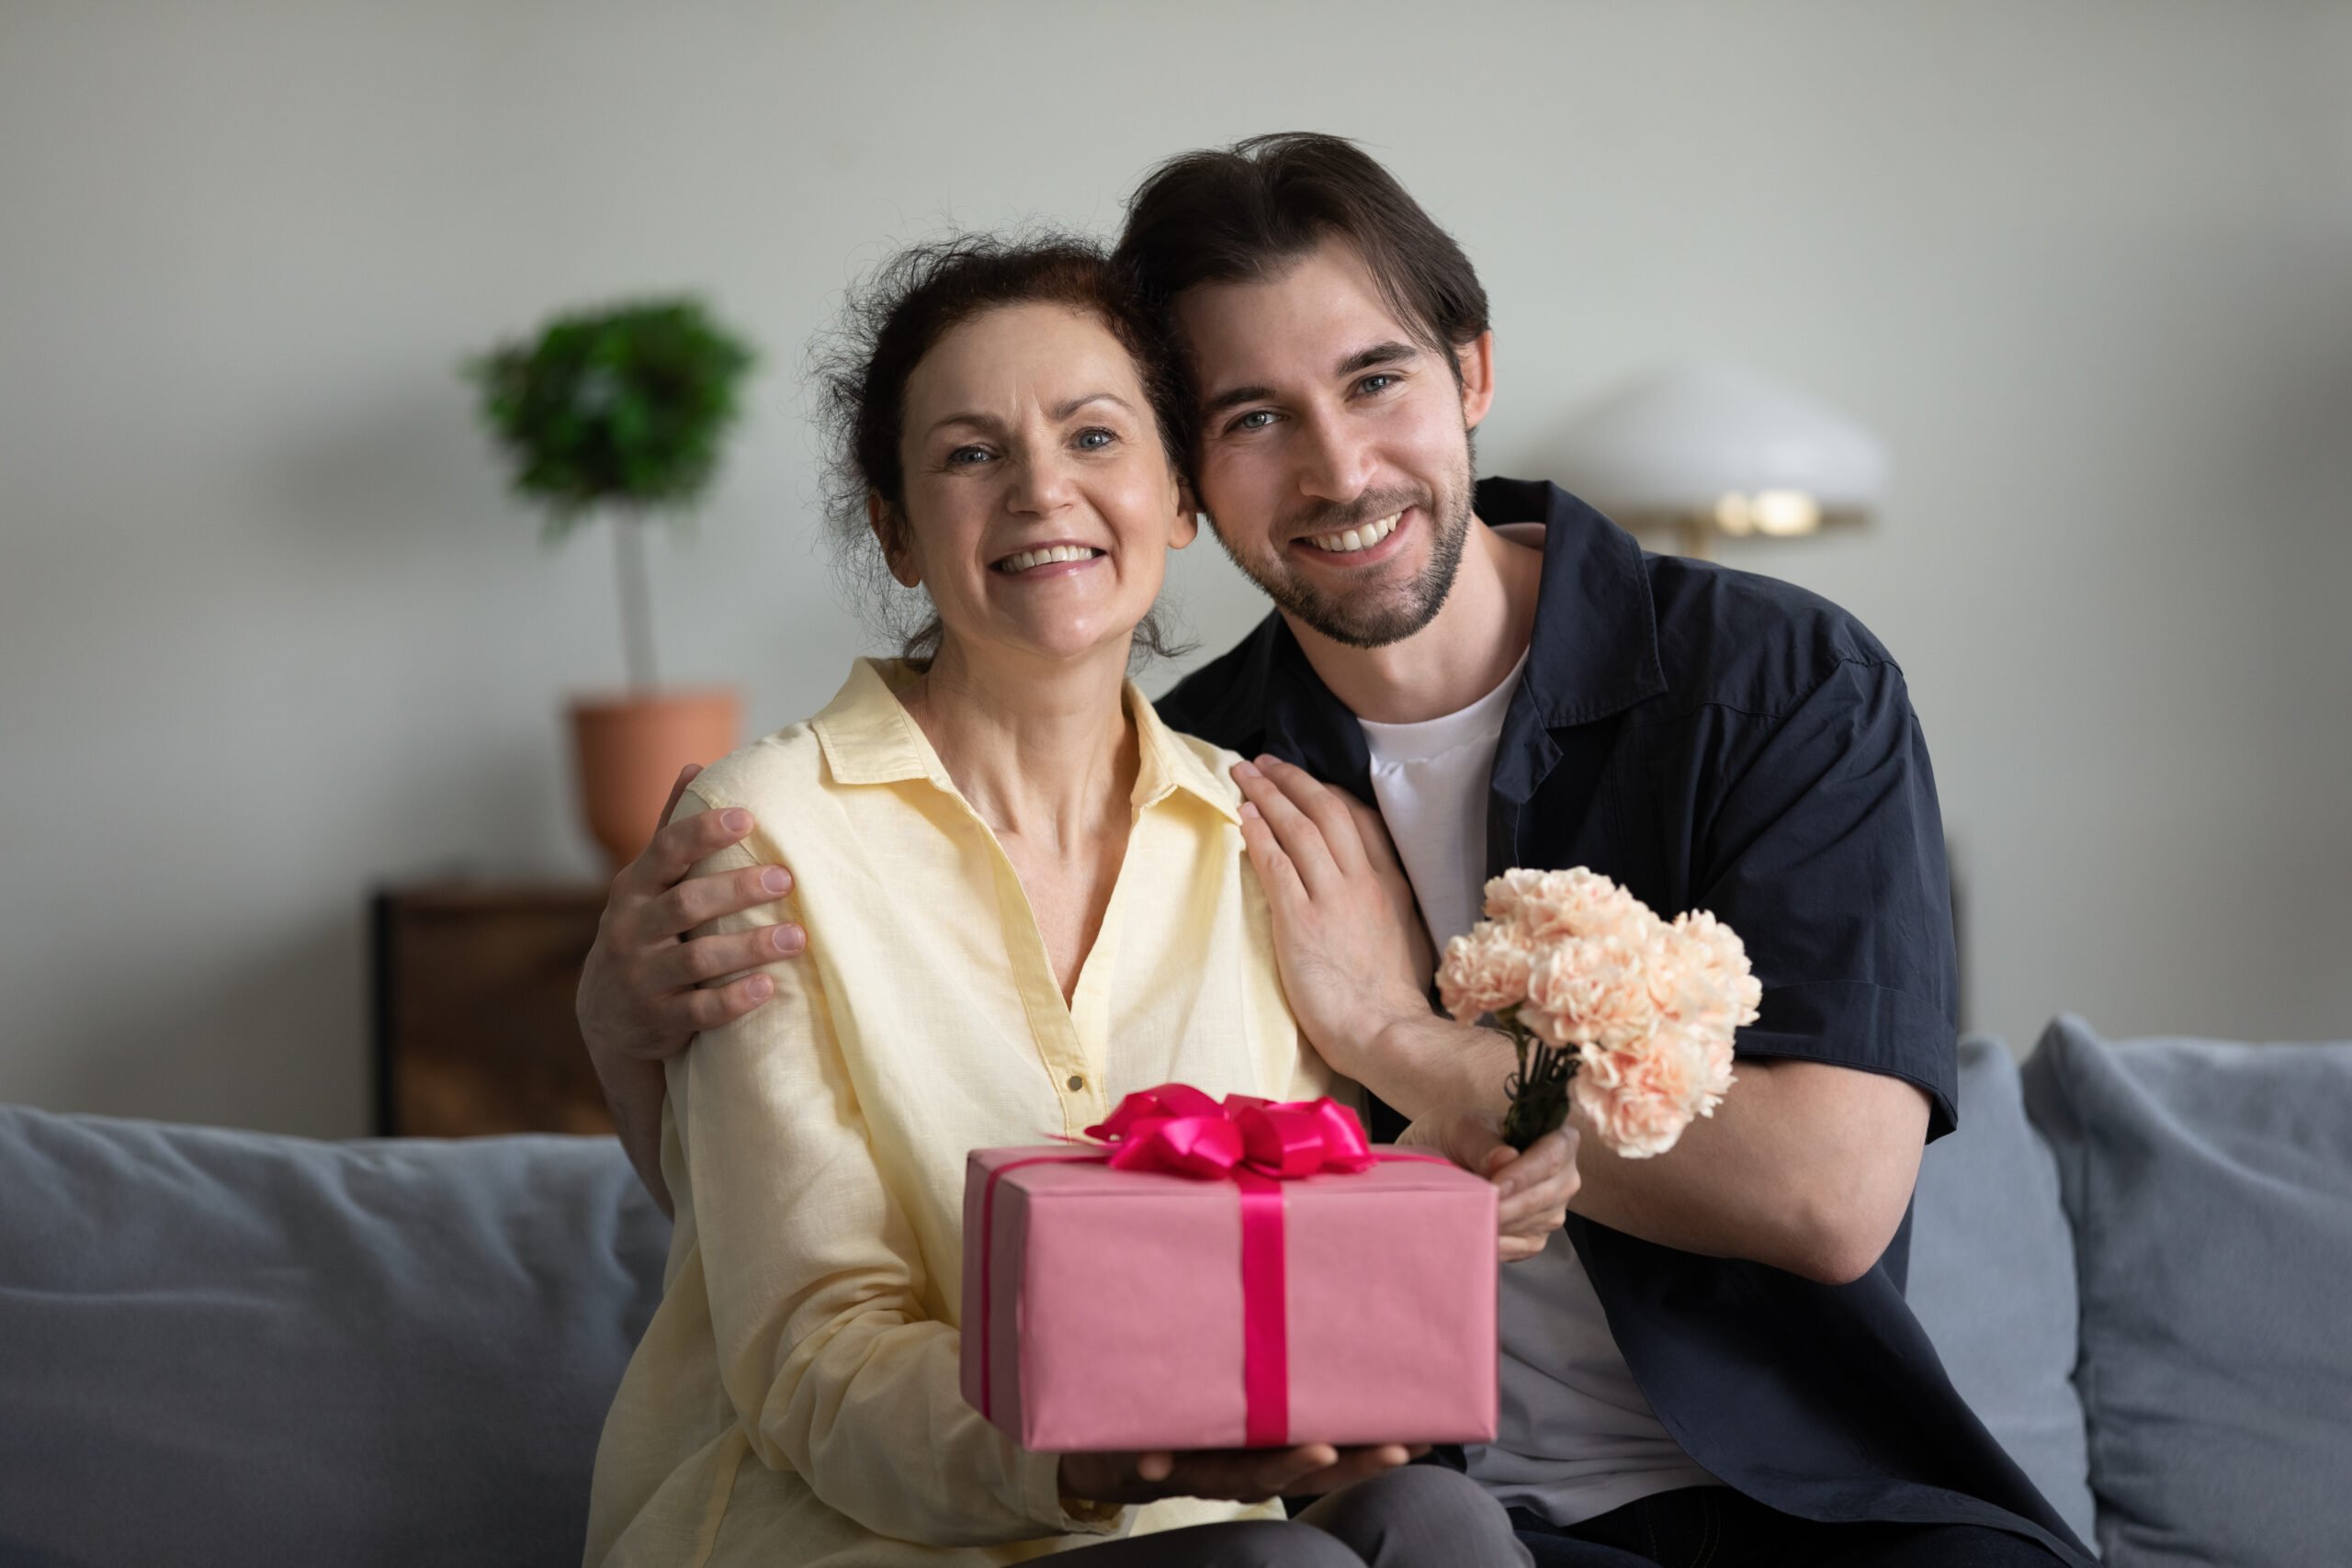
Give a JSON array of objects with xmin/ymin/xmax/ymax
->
[
  {"xmin": 1907, "ymin": 1034, "xmax": 2098, "ymax": 1548},
  {"xmin": 2022, "ymin": 1014, "xmax": 2352, "ymax": 1568},
  {"xmin": 0, "ymin": 1106, "xmax": 668, "ymax": 1568}
]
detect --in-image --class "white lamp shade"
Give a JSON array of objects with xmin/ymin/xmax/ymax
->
[{"xmin": 1557, "ymin": 363, "xmax": 1889, "ymax": 528}]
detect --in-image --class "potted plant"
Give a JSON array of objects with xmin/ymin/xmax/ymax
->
[{"xmin": 469, "ymin": 296, "xmax": 757, "ymax": 871}]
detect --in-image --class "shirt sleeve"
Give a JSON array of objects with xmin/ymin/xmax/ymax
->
[
  {"xmin": 1689, "ymin": 659, "xmax": 1961, "ymax": 1139},
  {"xmin": 662, "ymin": 788, "xmax": 1127, "ymax": 1545}
]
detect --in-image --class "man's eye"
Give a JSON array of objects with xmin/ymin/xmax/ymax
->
[
  {"xmin": 1356, "ymin": 373, "xmax": 1398, "ymax": 396},
  {"xmin": 1074, "ymin": 427, "xmax": 1115, "ymax": 451},
  {"xmin": 1230, "ymin": 410, "xmax": 1276, "ymax": 433}
]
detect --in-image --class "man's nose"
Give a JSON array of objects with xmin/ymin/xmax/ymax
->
[{"xmin": 1294, "ymin": 408, "xmax": 1375, "ymax": 504}]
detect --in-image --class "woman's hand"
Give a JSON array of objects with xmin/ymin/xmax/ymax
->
[
  {"xmin": 1402, "ymin": 1110, "xmax": 1580, "ymax": 1262},
  {"xmin": 1057, "ymin": 1443, "xmax": 1423, "ymax": 1509},
  {"xmin": 1229, "ymin": 756, "xmax": 1433, "ymax": 1082}
]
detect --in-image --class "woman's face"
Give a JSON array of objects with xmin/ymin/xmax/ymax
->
[{"xmin": 885, "ymin": 302, "xmax": 1194, "ymax": 671}]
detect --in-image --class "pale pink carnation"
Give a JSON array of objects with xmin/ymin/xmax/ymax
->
[
  {"xmin": 1657, "ymin": 910, "xmax": 1764, "ymax": 1037},
  {"xmin": 1521, "ymin": 936, "xmax": 1657, "ymax": 1050},
  {"xmin": 1437, "ymin": 925, "xmax": 1535, "ymax": 1024},
  {"xmin": 1483, "ymin": 867, "xmax": 1644, "ymax": 944},
  {"xmin": 1573, "ymin": 1020, "xmax": 1736, "ymax": 1159}
]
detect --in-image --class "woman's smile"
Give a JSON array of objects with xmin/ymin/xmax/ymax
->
[{"xmin": 990, "ymin": 540, "xmax": 1109, "ymax": 578}]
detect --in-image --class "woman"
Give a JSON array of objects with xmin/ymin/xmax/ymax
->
[{"xmin": 583, "ymin": 236, "xmax": 1547, "ymax": 1568}]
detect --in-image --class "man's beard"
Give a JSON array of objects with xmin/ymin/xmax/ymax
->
[{"xmin": 1218, "ymin": 434, "xmax": 1476, "ymax": 650}]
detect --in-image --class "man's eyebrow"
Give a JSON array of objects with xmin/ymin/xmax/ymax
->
[
  {"xmin": 1199, "ymin": 342, "xmax": 1424, "ymax": 421},
  {"xmin": 1336, "ymin": 340, "xmax": 1420, "ymax": 378},
  {"xmin": 1200, "ymin": 382, "xmax": 1276, "ymax": 420}
]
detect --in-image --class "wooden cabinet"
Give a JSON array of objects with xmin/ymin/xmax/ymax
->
[{"xmin": 370, "ymin": 882, "xmax": 612, "ymax": 1137}]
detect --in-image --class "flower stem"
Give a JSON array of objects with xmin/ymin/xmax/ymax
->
[{"xmin": 1499, "ymin": 1017, "xmax": 1576, "ymax": 1152}]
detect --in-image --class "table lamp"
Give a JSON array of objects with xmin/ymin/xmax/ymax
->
[{"xmin": 1556, "ymin": 362, "xmax": 1889, "ymax": 558}]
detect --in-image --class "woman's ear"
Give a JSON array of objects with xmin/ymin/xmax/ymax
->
[
  {"xmin": 1170, "ymin": 474, "xmax": 1200, "ymax": 552},
  {"xmin": 868, "ymin": 491, "xmax": 921, "ymax": 588}
]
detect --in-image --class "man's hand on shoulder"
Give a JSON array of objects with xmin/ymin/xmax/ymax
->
[
  {"xmin": 1228, "ymin": 755, "xmax": 1434, "ymax": 1086},
  {"xmin": 579, "ymin": 763, "xmax": 805, "ymax": 1215}
]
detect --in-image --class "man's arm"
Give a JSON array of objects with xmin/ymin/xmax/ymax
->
[
  {"xmin": 1231, "ymin": 752, "xmax": 1932, "ymax": 1287},
  {"xmin": 578, "ymin": 763, "xmax": 801, "ymax": 1214},
  {"xmin": 1355, "ymin": 1005, "xmax": 1925, "ymax": 1283}
]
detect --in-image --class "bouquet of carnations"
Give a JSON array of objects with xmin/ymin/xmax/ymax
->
[{"xmin": 1437, "ymin": 868, "xmax": 1762, "ymax": 1157}]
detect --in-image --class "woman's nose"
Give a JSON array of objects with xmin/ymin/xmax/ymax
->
[{"xmin": 1007, "ymin": 450, "xmax": 1078, "ymax": 515}]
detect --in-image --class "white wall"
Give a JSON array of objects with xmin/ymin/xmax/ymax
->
[{"xmin": 3, "ymin": 2, "xmax": 2346, "ymax": 1136}]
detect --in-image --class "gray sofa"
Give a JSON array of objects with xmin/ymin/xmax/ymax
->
[{"xmin": 1, "ymin": 1015, "xmax": 2344, "ymax": 1567}]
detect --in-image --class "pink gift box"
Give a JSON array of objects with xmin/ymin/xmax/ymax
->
[{"xmin": 958, "ymin": 1141, "xmax": 1498, "ymax": 1452}]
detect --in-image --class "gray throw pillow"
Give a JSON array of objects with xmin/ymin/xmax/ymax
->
[
  {"xmin": 2022, "ymin": 1014, "xmax": 2352, "ymax": 1568},
  {"xmin": 0, "ymin": 1106, "xmax": 669, "ymax": 1568},
  {"xmin": 1909, "ymin": 1035, "xmax": 2098, "ymax": 1548}
]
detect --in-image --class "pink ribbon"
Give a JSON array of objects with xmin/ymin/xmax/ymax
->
[{"xmin": 977, "ymin": 1085, "xmax": 1433, "ymax": 1448}]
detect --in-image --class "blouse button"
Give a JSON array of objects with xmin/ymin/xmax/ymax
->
[{"xmin": 1067, "ymin": 1074, "xmax": 1086, "ymax": 1092}]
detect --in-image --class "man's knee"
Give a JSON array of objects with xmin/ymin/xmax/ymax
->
[
  {"xmin": 1295, "ymin": 1466, "xmax": 1528, "ymax": 1565},
  {"xmin": 1184, "ymin": 1519, "xmax": 1364, "ymax": 1568}
]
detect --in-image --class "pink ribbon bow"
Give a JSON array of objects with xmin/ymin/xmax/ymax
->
[{"xmin": 1086, "ymin": 1083, "xmax": 1379, "ymax": 1181}]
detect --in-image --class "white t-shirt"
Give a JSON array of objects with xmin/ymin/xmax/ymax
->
[{"xmin": 1357, "ymin": 624, "xmax": 1720, "ymax": 1527}]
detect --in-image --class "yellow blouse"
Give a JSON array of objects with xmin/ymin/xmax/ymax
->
[{"xmin": 584, "ymin": 659, "xmax": 1345, "ymax": 1568}]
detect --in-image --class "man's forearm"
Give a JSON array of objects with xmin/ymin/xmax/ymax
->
[
  {"xmin": 596, "ymin": 1054, "xmax": 676, "ymax": 1219},
  {"xmin": 1359, "ymin": 1013, "xmax": 1928, "ymax": 1283}
]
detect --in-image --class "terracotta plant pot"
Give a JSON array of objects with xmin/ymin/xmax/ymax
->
[{"xmin": 569, "ymin": 688, "xmax": 741, "ymax": 874}]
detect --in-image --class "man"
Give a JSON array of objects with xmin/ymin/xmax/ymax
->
[{"xmin": 579, "ymin": 135, "xmax": 2091, "ymax": 1567}]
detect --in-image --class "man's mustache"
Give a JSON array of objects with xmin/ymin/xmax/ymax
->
[{"xmin": 1281, "ymin": 489, "xmax": 1430, "ymax": 541}]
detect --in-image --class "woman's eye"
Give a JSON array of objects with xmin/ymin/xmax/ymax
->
[
  {"xmin": 947, "ymin": 445, "xmax": 993, "ymax": 466},
  {"xmin": 1073, "ymin": 427, "xmax": 1115, "ymax": 451}
]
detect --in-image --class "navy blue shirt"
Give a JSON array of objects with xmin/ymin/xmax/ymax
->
[{"xmin": 1157, "ymin": 479, "xmax": 2092, "ymax": 1565}]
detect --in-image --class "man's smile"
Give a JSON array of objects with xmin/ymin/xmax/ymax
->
[{"xmin": 1292, "ymin": 506, "xmax": 1411, "ymax": 566}]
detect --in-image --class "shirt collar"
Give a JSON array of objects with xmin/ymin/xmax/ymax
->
[
  {"xmin": 813, "ymin": 656, "xmax": 1240, "ymax": 824},
  {"xmin": 1480, "ymin": 477, "xmax": 1668, "ymax": 728}
]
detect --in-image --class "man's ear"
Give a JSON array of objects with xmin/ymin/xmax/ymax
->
[
  {"xmin": 868, "ymin": 491, "xmax": 921, "ymax": 588},
  {"xmin": 1455, "ymin": 331, "xmax": 1497, "ymax": 430}
]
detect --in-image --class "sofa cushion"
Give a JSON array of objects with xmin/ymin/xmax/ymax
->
[
  {"xmin": 2022, "ymin": 1014, "xmax": 2352, "ymax": 1568},
  {"xmin": 1908, "ymin": 1034, "xmax": 2098, "ymax": 1549},
  {"xmin": 0, "ymin": 1106, "xmax": 668, "ymax": 1568}
]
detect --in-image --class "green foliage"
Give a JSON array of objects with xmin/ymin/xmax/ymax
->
[{"xmin": 468, "ymin": 297, "xmax": 756, "ymax": 538}]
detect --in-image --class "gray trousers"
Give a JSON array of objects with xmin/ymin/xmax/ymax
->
[{"xmin": 1057, "ymin": 1466, "xmax": 1533, "ymax": 1567}]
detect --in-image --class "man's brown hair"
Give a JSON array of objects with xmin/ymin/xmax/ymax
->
[{"xmin": 1112, "ymin": 132, "xmax": 1491, "ymax": 393}]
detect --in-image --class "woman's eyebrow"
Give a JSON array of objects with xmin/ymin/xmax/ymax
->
[
  {"xmin": 925, "ymin": 392, "xmax": 1134, "ymax": 437},
  {"xmin": 1049, "ymin": 391, "xmax": 1135, "ymax": 419}
]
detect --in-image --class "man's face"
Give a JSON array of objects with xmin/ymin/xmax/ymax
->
[{"xmin": 1173, "ymin": 239, "xmax": 1493, "ymax": 649}]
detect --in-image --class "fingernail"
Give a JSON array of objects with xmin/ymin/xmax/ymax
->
[
  {"xmin": 761, "ymin": 867, "xmax": 789, "ymax": 895},
  {"xmin": 1232, "ymin": 760, "xmax": 1260, "ymax": 778},
  {"xmin": 1240, "ymin": 802, "xmax": 1261, "ymax": 819},
  {"xmin": 722, "ymin": 808, "xmax": 751, "ymax": 833},
  {"xmin": 1255, "ymin": 753, "xmax": 1279, "ymax": 770},
  {"xmin": 746, "ymin": 975, "xmax": 774, "ymax": 998},
  {"xmin": 773, "ymin": 926, "xmax": 804, "ymax": 954}
]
